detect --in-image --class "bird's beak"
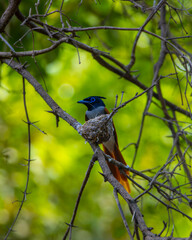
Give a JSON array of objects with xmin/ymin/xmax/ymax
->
[{"xmin": 77, "ymin": 100, "xmax": 88, "ymax": 104}]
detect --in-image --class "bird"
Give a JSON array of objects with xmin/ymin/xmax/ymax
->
[{"xmin": 77, "ymin": 96, "xmax": 130, "ymax": 193}]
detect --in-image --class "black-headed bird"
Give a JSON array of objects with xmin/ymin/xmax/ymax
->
[{"xmin": 77, "ymin": 96, "xmax": 130, "ymax": 193}]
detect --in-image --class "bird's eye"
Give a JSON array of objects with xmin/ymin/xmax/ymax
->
[{"xmin": 90, "ymin": 97, "xmax": 95, "ymax": 103}]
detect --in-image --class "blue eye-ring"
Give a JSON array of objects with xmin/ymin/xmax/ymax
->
[{"xmin": 90, "ymin": 97, "xmax": 95, "ymax": 103}]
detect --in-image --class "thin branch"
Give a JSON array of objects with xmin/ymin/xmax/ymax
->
[
  {"xmin": 113, "ymin": 188, "xmax": 134, "ymax": 240},
  {"xmin": 0, "ymin": 0, "xmax": 21, "ymax": 33},
  {"xmin": 107, "ymin": 84, "xmax": 156, "ymax": 122},
  {"xmin": 0, "ymin": 36, "xmax": 69, "ymax": 58},
  {"xmin": 4, "ymin": 77, "xmax": 32, "ymax": 240},
  {"xmin": 127, "ymin": 0, "xmax": 167, "ymax": 70},
  {"xmin": 63, "ymin": 154, "xmax": 97, "ymax": 240}
]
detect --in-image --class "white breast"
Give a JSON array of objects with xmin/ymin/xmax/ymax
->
[{"xmin": 86, "ymin": 106, "xmax": 105, "ymax": 120}]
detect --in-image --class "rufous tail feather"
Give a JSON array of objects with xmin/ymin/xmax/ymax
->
[{"xmin": 102, "ymin": 144, "xmax": 131, "ymax": 193}]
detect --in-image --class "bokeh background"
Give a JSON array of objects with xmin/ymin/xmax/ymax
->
[{"xmin": 0, "ymin": 0, "xmax": 192, "ymax": 239}]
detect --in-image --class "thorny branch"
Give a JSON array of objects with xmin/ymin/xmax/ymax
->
[
  {"xmin": 1, "ymin": 0, "xmax": 192, "ymax": 240},
  {"xmin": 4, "ymin": 77, "xmax": 32, "ymax": 240}
]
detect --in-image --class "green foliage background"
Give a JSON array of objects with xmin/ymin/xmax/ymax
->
[{"xmin": 0, "ymin": 0, "xmax": 192, "ymax": 239}]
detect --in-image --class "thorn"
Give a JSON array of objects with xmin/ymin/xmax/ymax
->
[
  {"xmin": 65, "ymin": 222, "xmax": 78, "ymax": 228},
  {"xmin": 46, "ymin": 110, "xmax": 55, "ymax": 114},
  {"xmin": 148, "ymin": 227, "xmax": 153, "ymax": 231},
  {"xmin": 20, "ymin": 190, "xmax": 32, "ymax": 195},
  {"xmin": 22, "ymin": 119, "xmax": 31, "ymax": 124},
  {"xmin": 22, "ymin": 61, "xmax": 29, "ymax": 68},
  {"xmin": 166, "ymin": 135, "xmax": 174, "ymax": 138},
  {"xmin": 46, "ymin": 110, "xmax": 60, "ymax": 127},
  {"xmin": 189, "ymin": 200, "xmax": 192, "ymax": 208},
  {"xmin": 31, "ymin": 120, "xmax": 40, "ymax": 124},
  {"xmin": 19, "ymin": 163, "xmax": 28, "ymax": 167},
  {"xmin": 132, "ymin": 198, "xmax": 140, "ymax": 203},
  {"xmin": 23, "ymin": 158, "xmax": 36, "ymax": 162},
  {"xmin": 135, "ymin": 73, "xmax": 140, "ymax": 78},
  {"xmin": 98, "ymin": 171, "xmax": 108, "ymax": 182}
]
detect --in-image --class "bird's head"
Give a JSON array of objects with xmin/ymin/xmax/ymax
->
[{"xmin": 77, "ymin": 96, "xmax": 106, "ymax": 110}]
